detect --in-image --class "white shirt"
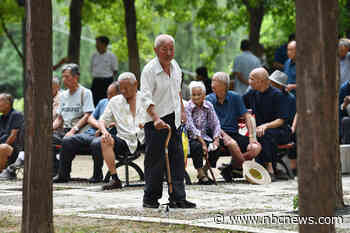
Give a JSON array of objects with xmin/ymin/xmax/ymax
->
[
  {"xmin": 101, "ymin": 92, "xmax": 145, "ymax": 153},
  {"xmin": 90, "ymin": 51, "xmax": 118, "ymax": 78},
  {"xmin": 140, "ymin": 57, "xmax": 182, "ymax": 128},
  {"xmin": 57, "ymin": 85, "xmax": 95, "ymax": 129}
]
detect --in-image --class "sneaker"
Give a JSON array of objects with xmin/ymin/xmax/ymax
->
[
  {"xmin": 102, "ymin": 178, "xmax": 122, "ymax": 190},
  {"xmin": 0, "ymin": 169, "xmax": 17, "ymax": 180},
  {"xmin": 11, "ymin": 158, "xmax": 24, "ymax": 169},
  {"xmin": 143, "ymin": 200, "xmax": 160, "ymax": 209},
  {"xmin": 169, "ymin": 199, "xmax": 196, "ymax": 209}
]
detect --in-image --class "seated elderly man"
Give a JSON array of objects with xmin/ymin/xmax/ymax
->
[
  {"xmin": 185, "ymin": 81, "xmax": 221, "ymax": 184},
  {"xmin": 243, "ymin": 67, "xmax": 291, "ymax": 180},
  {"xmin": 53, "ymin": 82, "xmax": 119, "ymax": 183},
  {"xmin": 94, "ymin": 72, "xmax": 145, "ymax": 190},
  {"xmin": 0, "ymin": 77, "xmax": 61, "ymax": 179},
  {"xmin": 206, "ymin": 72, "xmax": 261, "ymax": 182},
  {"xmin": 52, "ymin": 64, "xmax": 94, "ymax": 177},
  {"xmin": 0, "ymin": 93, "xmax": 24, "ymax": 172}
]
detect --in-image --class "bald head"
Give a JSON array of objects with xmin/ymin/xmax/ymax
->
[
  {"xmin": 248, "ymin": 68, "xmax": 270, "ymax": 92},
  {"xmin": 250, "ymin": 67, "xmax": 269, "ymax": 81}
]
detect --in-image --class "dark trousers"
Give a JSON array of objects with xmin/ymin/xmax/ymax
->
[
  {"xmin": 58, "ymin": 133, "xmax": 103, "ymax": 179},
  {"xmin": 341, "ymin": 117, "xmax": 350, "ymax": 144},
  {"xmin": 255, "ymin": 127, "xmax": 291, "ymax": 165},
  {"xmin": 143, "ymin": 113, "xmax": 186, "ymax": 203},
  {"xmin": 91, "ymin": 77, "xmax": 113, "ymax": 106},
  {"xmin": 52, "ymin": 129, "xmax": 70, "ymax": 175},
  {"xmin": 288, "ymin": 132, "xmax": 297, "ymax": 159},
  {"xmin": 189, "ymin": 139, "xmax": 220, "ymax": 169}
]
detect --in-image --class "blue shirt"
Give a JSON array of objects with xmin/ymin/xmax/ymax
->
[
  {"xmin": 84, "ymin": 98, "xmax": 109, "ymax": 136},
  {"xmin": 284, "ymin": 58, "xmax": 296, "ymax": 96},
  {"xmin": 339, "ymin": 81, "xmax": 350, "ymax": 118},
  {"xmin": 340, "ymin": 52, "xmax": 350, "ymax": 87},
  {"xmin": 0, "ymin": 109, "xmax": 24, "ymax": 144},
  {"xmin": 243, "ymin": 86, "xmax": 289, "ymax": 128},
  {"xmin": 206, "ymin": 91, "xmax": 247, "ymax": 134}
]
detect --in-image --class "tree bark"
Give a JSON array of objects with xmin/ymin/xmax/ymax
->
[
  {"xmin": 22, "ymin": 0, "xmax": 53, "ymax": 232},
  {"xmin": 296, "ymin": 0, "xmax": 339, "ymax": 232},
  {"xmin": 68, "ymin": 0, "xmax": 84, "ymax": 64},
  {"xmin": 242, "ymin": 0, "xmax": 264, "ymax": 55},
  {"xmin": 123, "ymin": 0, "xmax": 140, "ymax": 80}
]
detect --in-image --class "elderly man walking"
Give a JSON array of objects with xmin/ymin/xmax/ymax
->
[{"xmin": 140, "ymin": 34, "xmax": 196, "ymax": 209}]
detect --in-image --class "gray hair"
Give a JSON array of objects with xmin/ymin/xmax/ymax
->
[
  {"xmin": 154, "ymin": 34, "xmax": 175, "ymax": 48},
  {"xmin": 52, "ymin": 76, "xmax": 60, "ymax": 85},
  {"xmin": 110, "ymin": 81, "xmax": 120, "ymax": 93},
  {"xmin": 339, "ymin": 38, "xmax": 350, "ymax": 49},
  {"xmin": 0, "ymin": 93, "xmax": 13, "ymax": 107},
  {"xmin": 189, "ymin": 81, "xmax": 206, "ymax": 96},
  {"xmin": 212, "ymin": 72, "xmax": 230, "ymax": 88},
  {"xmin": 118, "ymin": 72, "xmax": 137, "ymax": 84},
  {"xmin": 61, "ymin": 63, "xmax": 80, "ymax": 76}
]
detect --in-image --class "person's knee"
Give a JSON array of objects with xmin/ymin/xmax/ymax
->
[{"xmin": 0, "ymin": 144, "xmax": 13, "ymax": 157}]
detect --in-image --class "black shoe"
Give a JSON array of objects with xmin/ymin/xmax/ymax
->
[
  {"xmin": 169, "ymin": 199, "xmax": 196, "ymax": 209},
  {"xmin": 53, "ymin": 175, "xmax": 69, "ymax": 183},
  {"xmin": 268, "ymin": 172, "xmax": 277, "ymax": 182},
  {"xmin": 220, "ymin": 166, "xmax": 233, "ymax": 182},
  {"xmin": 218, "ymin": 163, "xmax": 231, "ymax": 171},
  {"xmin": 143, "ymin": 201, "xmax": 160, "ymax": 209},
  {"xmin": 88, "ymin": 174, "xmax": 103, "ymax": 183},
  {"xmin": 102, "ymin": 178, "xmax": 122, "ymax": 190},
  {"xmin": 275, "ymin": 169, "xmax": 289, "ymax": 180},
  {"xmin": 232, "ymin": 168, "xmax": 243, "ymax": 178}
]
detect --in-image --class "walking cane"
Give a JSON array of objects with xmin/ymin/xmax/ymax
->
[
  {"xmin": 204, "ymin": 150, "xmax": 217, "ymax": 185},
  {"xmin": 165, "ymin": 124, "xmax": 173, "ymax": 194}
]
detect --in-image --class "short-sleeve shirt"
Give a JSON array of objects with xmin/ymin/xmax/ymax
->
[
  {"xmin": 57, "ymin": 85, "xmax": 95, "ymax": 129},
  {"xmin": 284, "ymin": 58, "xmax": 296, "ymax": 96},
  {"xmin": 90, "ymin": 51, "xmax": 118, "ymax": 78},
  {"xmin": 340, "ymin": 52, "xmax": 350, "ymax": 87},
  {"xmin": 84, "ymin": 98, "xmax": 109, "ymax": 136},
  {"xmin": 206, "ymin": 91, "xmax": 247, "ymax": 134},
  {"xmin": 232, "ymin": 51, "xmax": 261, "ymax": 95},
  {"xmin": 0, "ymin": 109, "xmax": 24, "ymax": 144},
  {"xmin": 243, "ymin": 86, "xmax": 289, "ymax": 128},
  {"xmin": 140, "ymin": 57, "xmax": 182, "ymax": 128}
]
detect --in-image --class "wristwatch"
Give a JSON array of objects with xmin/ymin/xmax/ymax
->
[{"xmin": 73, "ymin": 126, "xmax": 79, "ymax": 132}]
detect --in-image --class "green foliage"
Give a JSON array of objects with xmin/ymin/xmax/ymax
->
[{"xmin": 13, "ymin": 97, "xmax": 24, "ymax": 112}]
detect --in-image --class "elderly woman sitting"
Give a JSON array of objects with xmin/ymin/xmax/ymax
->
[{"xmin": 185, "ymin": 81, "xmax": 221, "ymax": 184}]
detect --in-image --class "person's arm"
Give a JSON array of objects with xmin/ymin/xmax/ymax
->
[
  {"xmin": 5, "ymin": 129, "xmax": 19, "ymax": 145},
  {"xmin": 291, "ymin": 113, "xmax": 298, "ymax": 134},
  {"xmin": 256, "ymin": 119, "xmax": 284, "ymax": 137},
  {"xmin": 179, "ymin": 92, "xmax": 186, "ymax": 124},
  {"xmin": 53, "ymin": 57, "xmax": 69, "ymax": 71},
  {"xmin": 53, "ymin": 115, "xmax": 63, "ymax": 130},
  {"xmin": 285, "ymin": 84, "xmax": 297, "ymax": 92},
  {"xmin": 99, "ymin": 119, "xmax": 114, "ymax": 145},
  {"xmin": 233, "ymin": 72, "xmax": 249, "ymax": 86},
  {"xmin": 243, "ymin": 112, "xmax": 257, "ymax": 143},
  {"xmin": 66, "ymin": 112, "xmax": 92, "ymax": 137},
  {"xmin": 88, "ymin": 114, "xmax": 99, "ymax": 129}
]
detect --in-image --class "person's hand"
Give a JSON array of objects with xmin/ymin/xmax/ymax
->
[
  {"xmin": 154, "ymin": 118, "xmax": 167, "ymax": 130},
  {"xmin": 256, "ymin": 124, "xmax": 268, "ymax": 137},
  {"xmin": 344, "ymin": 96, "xmax": 350, "ymax": 105},
  {"xmin": 213, "ymin": 138, "xmax": 220, "ymax": 148},
  {"xmin": 285, "ymin": 84, "xmax": 296, "ymax": 92},
  {"xmin": 95, "ymin": 128, "xmax": 101, "ymax": 137},
  {"xmin": 101, "ymin": 131, "xmax": 113, "ymax": 145},
  {"xmin": 246, "ymin": 141, "xmax": 262, "ymax": 160},
  {"xmin": 64, "ymin": 130, "xmax": 75, "ymax": 138}
]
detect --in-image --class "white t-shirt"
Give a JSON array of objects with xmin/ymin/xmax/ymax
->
[
  {"xmin": 57, "ymin": 85, "xmax": 95, "ymax": 129},
  {"xmin": 90, "ymin": 51, "xmax": 118, "ymax": 78}
]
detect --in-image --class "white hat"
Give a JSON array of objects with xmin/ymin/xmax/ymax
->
[
  {"xmin": 243, "ymin": 160, "xmax": 271, "ymax": 185},
  {"xmin": 268, "ymin": 70, "xmax": 288, "ymax": 87}
]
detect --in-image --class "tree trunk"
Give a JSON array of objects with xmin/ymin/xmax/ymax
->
[
  {"xmin": 68, "ymin": 0, "xmax": 84, "ymax": 64},
  {"xmin": 345, "ymin": 0, "xmax": 350, "ymax": 38},
  {"xmin": 296, "ymin": 0, "xmax": 339, "ymax": 232},
  {"xmin": 243, "ymin": 0, "xmax": 264, "ymax": 55},
  {"xmin": 123, "ymin": 0, "xmax": 140, "ymax": 80},
  {"xmin": 22, "ymin": 0, "xmax": 53, "ymax": 232}
]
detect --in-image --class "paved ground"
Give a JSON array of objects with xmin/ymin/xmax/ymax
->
[{"xmin": 1, "ymin": 155, "xmax": 350, "ymax": 233}]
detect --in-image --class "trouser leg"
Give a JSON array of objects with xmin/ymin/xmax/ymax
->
[
  {"xmin": 90, "ymin": 137, "xmax": 104, "ymax": 178},
  {"xmin": 189, "ymin": 139, "xmax": 204, "ymax": 169}
]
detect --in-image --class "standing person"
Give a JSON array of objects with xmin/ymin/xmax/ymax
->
[
  {"xmin": 283, "ymin": 40, "xmax": 297, "ymax": 96},
  {"xmin": 338, "ymin": 38, "xmax": 350, "ymax": 87},
  {"xmin": 140, "ymin": 34, "xmax": 196, "ymax": 209},
  {"xmin": 231, "ymin": 40, "xmax": 261, "ymax": 95},
  {"xmin": 90, "ymin": 36, "xmax": 118, "ymax": 106},
  {"xmin": 273, "ymin": 33, "xmax": 295, "ymax": 71}
]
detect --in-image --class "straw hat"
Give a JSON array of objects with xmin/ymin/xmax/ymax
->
[
  {"xmin": 242, "ymin": 160, "xmax": 271, "ymax": 185},
  {"xmin": 268, "ymin": 70, "xmax": 288, "ymax": 87}
]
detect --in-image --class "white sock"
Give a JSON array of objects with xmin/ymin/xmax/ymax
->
[{"xmin": 18, "ymin": 151, "xmax": 25, "ymax": 160}]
